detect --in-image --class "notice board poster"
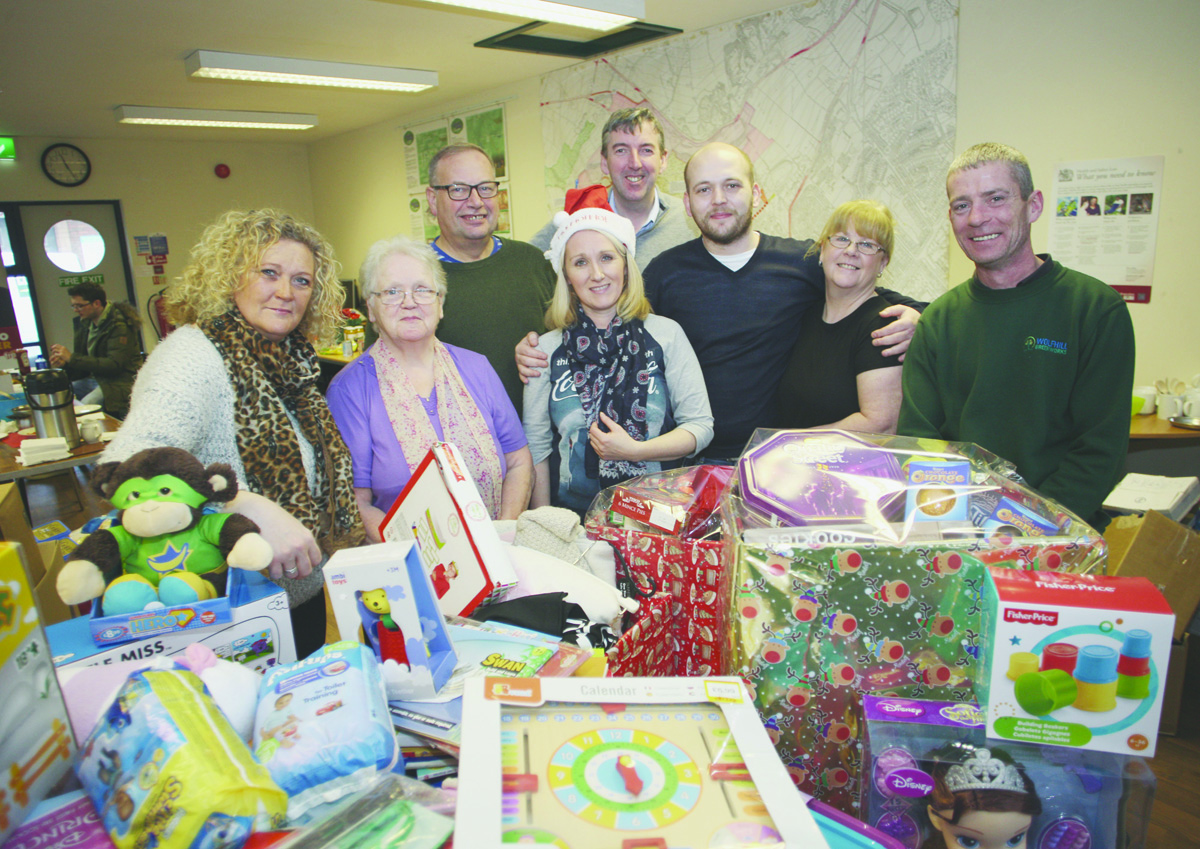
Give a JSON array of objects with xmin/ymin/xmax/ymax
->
[
  {"xmin": 1047, "ymin": 155, "xmax": 1164, "ymax": 304},
  {"xmin": 402, "ymin": 105, "xmax": 511, "ymax": 242}
]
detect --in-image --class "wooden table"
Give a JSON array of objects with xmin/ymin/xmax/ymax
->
[
  {"xmin": 1130, "ymin": 414, "xmax": 1200, "ymax": 440},
  {"xmin": 1126, "ymin": 414, "xmax": 1200, "ymax": 478},
  {"xmin": 0, "ymin": 415, "xmax": 121, "ymax": 483}
]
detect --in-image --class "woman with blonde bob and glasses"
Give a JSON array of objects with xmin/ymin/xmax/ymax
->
[
  {"xmin": 96, "ymin": 209, "xmax": 366, "ymax": 658},
  {"xmin": 775, "ymin": 200, "xmax": 904, "ymax": 433},
  {"xmin": 523, "ymin": 208, "xmax": 713, "ymax": 515},
  {"xmin": 327, "ymin": 235, "xmax": 532, "ymax": 541}
]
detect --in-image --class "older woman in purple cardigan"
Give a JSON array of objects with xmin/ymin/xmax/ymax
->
[{"xmin": 327, "ymin": 235, "xmax": 532, "ymax": 541}]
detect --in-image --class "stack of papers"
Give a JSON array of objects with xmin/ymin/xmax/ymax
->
[
  {"xmin": 18, "ymin": 437, "xmax": 71, "ymax": 465},
  {"xmin": 1104, "ymin": 473, "xmax": 1200, "ymax": 522}
]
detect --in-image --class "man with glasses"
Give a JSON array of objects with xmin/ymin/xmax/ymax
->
[
  {"xmin": 426, "ymin": 143, "xmax": 555, "ymax": 413},
  {"xmin": 898, "ymin": 143, "xmax": 1135, "ymax": 530},
  {"xmin": 48, "ymin": 281, "xmax": 143, "ymax": 420},
  {"xmin": 529, "ymin": 108, "xmax": 695, "ymax": 268}
]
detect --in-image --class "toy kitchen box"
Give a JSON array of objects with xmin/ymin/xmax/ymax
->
[
  {"xmin": 47, "ymin": 568, "xmax": 295, "ymax": 675},
  {"xmin": 724, "ymin": 429, "xmax": 1107, "ymax": 813},
  {"xmin": 379, "ymin": 441, "xmax": 517, "ymax": 618},
  {"xmin": 979, "ymin": 567, "xmax": 1174, "ymax": 757}
]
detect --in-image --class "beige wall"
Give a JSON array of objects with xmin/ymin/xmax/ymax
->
[
  {"xmin": 953, "ymin": 0, "xmax": 1199, "ymax": 386},
  {"xmin": 310, "ymin": 0, "xmax": 1196, "ymax": 386},
  {"xmin": 3, "ymin": 0, "xmax": 1192, "ymax": 385},
  {"xmin": 0, "ymin": 137, "xmax": 313, "ymax": 352},
  {"xmin": 308, "ymin": 76, "xmax": 547, "ymax": 283}
]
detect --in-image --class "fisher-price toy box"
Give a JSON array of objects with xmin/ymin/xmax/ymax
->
[
  {"xmin": 979, "ymin": 567, "xmax": 1174, "ymax": 757},
  {"xmin": 47, "ymin": 568, "xmax": 295, "ymax": 675}
]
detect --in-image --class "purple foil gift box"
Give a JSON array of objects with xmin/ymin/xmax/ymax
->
[{"xmin": 739, "ymin": 430, "xmax": 905, "ymax": 526}]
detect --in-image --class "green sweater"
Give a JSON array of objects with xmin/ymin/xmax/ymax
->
[
  {"xmin": 435, "ymin": 238, "xmax": 555, "ymax": 415},
  {"xmin": 898, "ymin": 257, "xmax": 1134, "ymax": 528}
]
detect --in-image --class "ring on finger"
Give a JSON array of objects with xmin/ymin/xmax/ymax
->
[{"xmin": 284, "ymin": 567, "xmax": 299, "ymax": 576}]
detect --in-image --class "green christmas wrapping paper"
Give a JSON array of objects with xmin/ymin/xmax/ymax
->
[{"xmin": 724, "ymin": 430, "xmax": 1106, "ymax": 815}]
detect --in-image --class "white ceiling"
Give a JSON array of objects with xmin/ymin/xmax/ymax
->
[{"xmin": 1, "ymin": 0, "xmax": 800, "ymax": 145}]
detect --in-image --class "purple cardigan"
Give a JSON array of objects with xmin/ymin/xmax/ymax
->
[{"xmin": 326, "ymin": 343, "xmax": 527, "ymax": 511}]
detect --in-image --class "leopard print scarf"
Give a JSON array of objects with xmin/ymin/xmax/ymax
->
[{"xmin": 200, "ymin": 310, "xmax": 365, "ymax": 557}]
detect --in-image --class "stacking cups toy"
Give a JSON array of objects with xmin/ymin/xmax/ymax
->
[
  {"xmin": 1073, "ymin": 645, "xmax": 1119, "ymax": 712},
  {"xmin": 1015, "ymin": 669, "xmax": 1078, "ymax": 715},
  {"xmin": 1117, "ymin": 629, "xmax": 1154, "ymax": 699},
  {"xmin": 1006, "ymin": 652, "xmax": 1039, "ymax": 681},
  {"xmin": 1041, "ymin": 642, "xmax": 1079, "ymax": 674}
]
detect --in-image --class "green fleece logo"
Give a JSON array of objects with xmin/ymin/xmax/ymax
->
[{"xmin": 1024, "ymin": 335, "xmax": 1067, "ymax": 355}]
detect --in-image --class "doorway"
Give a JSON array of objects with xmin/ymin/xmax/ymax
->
[{"xmin": 0, "ymin": 200, "xmax": 137, "ymax": 361}]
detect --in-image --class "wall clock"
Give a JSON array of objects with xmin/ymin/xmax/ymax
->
[{"xmin": 41, "ymin": 143, "xmax": 91, "ymax": 187}]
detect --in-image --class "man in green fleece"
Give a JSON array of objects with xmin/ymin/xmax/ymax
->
[{"xmin": 898, "ymin": 143, "xmax": 1134, "ymax": 530}]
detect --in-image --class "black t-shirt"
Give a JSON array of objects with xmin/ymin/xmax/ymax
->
[{"xmin": 775, "ymin": 294, "xmax": 896, "ymax": 428}]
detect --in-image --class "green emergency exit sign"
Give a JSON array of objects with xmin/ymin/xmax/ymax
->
[
  {"xmin": 59, "ymin": 274, "xmax": 105, "ymax": 287},
  {"xmin": 0, "ymin": 138, "xmax": 14, "ymax": 161}
]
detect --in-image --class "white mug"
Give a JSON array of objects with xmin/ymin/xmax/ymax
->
[
  {"xmin": 80, "ymin": 419, "xmax": 103, "ymax": 443},
  {"xmin": 1132, "ymin": 385, "xmax": 1157, "ymax": 415},
  {"xmin": 1184, "ymin": 396, "xmax": 1200, "ymax": 419},
  {"xmin": 1157, "ymin": 393, "xmax": 1184, "ymax": 420}
]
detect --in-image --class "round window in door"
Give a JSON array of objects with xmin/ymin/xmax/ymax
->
[{"xmin": 43, "ymin": 219, "xmax": 106, "ymax": 273}]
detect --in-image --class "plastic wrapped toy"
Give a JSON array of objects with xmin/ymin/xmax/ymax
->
[
  {"xmin": 723, "ymin": 430, "xmax": 1106, "ymax": 813},
  {"xmin": 860, "ymin": 696, "xmax": 1155, "ymax": 849}
]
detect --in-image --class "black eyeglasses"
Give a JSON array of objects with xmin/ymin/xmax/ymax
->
[{"xmin": 431, "ymin": 181, "xmax": 500, "ymax": 201}]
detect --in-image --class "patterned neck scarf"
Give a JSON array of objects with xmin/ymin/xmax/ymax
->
[
  {"xmin": 371, "ymin": 339, "xmax": 504, "ymax": 518},
  {"xmin": 561, "ymin": 311, "xmax": 650, "ymax": 484},
  {"xmin": 200, "ymin": 309, "xmax": 365, "ymax": 555}
]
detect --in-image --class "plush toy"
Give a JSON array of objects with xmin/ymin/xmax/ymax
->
[{"xmin": 57, "ymin": 447, "xmax": 273, "ymax": 615}]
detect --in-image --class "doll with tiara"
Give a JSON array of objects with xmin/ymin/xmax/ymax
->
[{"xmin": 924, "ymin": 744, "xmax": 1042, "ymax": 849}]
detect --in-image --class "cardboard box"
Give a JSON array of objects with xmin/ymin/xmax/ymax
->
[
  {"xmin": 87, "ymin": 570, "xmax": 238, "ymax": 646},
  {"xmin": 979, "ymin": 567, "xmax": 1174, "ymax": 756},
  {"xmin": 0, "ymin": 483, "xmax": 45, "ymax": 584},
  {"xmin": 379, "ymin": 442, "xmax": 517, "ymax": 616},
  {"xmin": 1159, "ymin": 636, "xmax": 1186, "ymax": 736},
  {"xmin": 46, "ymin": 569, "xmax": 295, "ymax": 675},
  {"xmin": 1105, "ymin": 509, "xmax": 1200, "ymax": 640},
  {"xmin": 0, "ymin": 542, "xmax": 77, "ymax": 844}
]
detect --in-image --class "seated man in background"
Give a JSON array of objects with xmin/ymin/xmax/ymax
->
[
  {"xmin": 529, "ymin": 107, "xmax": 695, "ymax": 269},
  {"xmin": 49, "ymin": 281, "xmax": 143, "ymax": 420},
  {"xmin": 898, "ymin": 142, "xmax": 1135, "ymax": 530}
]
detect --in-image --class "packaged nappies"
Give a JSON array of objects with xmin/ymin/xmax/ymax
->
[
  {"xmin": 252, "ymin": 642, "xmax": 399, "ymax": 820},
  {"xmin": 76, "ymin": 664, "xmax": 287, "ymax": 849}
]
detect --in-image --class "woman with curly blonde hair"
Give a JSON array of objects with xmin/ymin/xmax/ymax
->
[{"xmin": 103, "ymin": 209, "xmax": 365, "ymax": 656}]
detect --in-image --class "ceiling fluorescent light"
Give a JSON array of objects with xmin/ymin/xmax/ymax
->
[
  {"xmin": 115, "ymin": 105, "xmax": 317, "ymax": 130},
  {"xmin": 185, "ymin": 51, "xmax": 437, "ymax": 92},
  {"xmin": 422, "ymin": 0, "xmax": 643, "ymax": 31}
]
